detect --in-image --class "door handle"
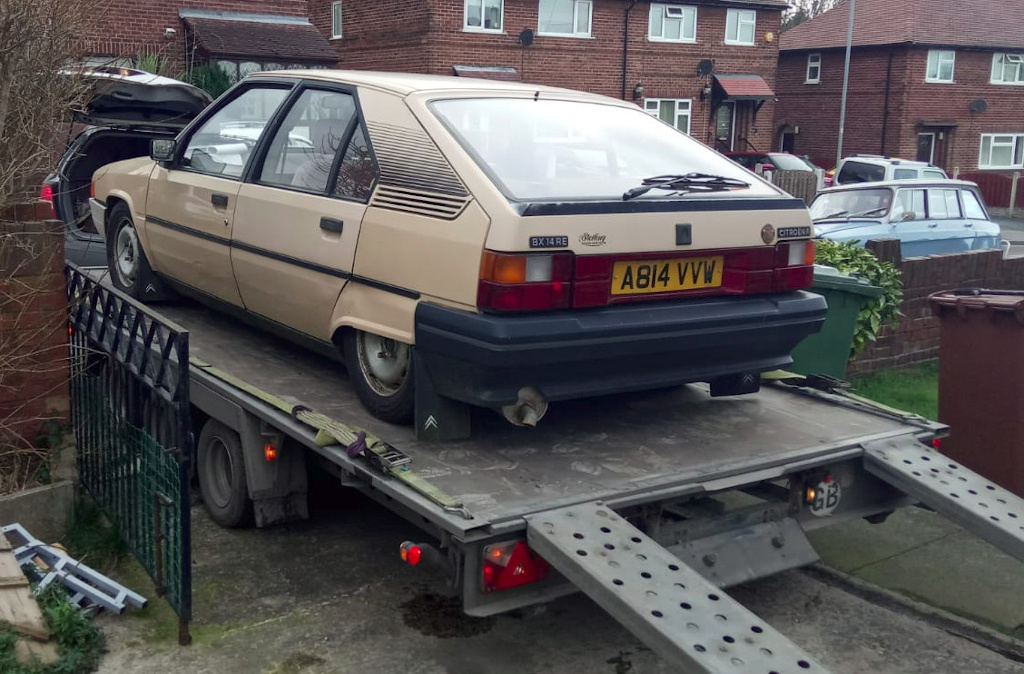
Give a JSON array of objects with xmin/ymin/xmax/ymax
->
[
  {"xmin": 320, "ymin": 217, "xmax": 344, "ymax": 234},
  {"xmin": 211, "ymin": 193, "xmax": 229, "ymax": 208},
  {"xmin": 928, "ymin": 223, "xmax": 938, "ymax": 228}
]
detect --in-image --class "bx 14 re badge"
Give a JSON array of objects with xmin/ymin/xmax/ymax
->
[{"xmin": 529, "ymin": 236, "xmax": 569, "ymax": 249}]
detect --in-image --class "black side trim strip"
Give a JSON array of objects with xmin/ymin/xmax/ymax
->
[
  {"xmin": 513, "ymin": 198, "xmax": 808, "ymax": 216},
  {"xmin": 147, "ymin": 214, "xmax": 419, "ymax": 299},
  {"xmin": 148, "ymin": 215, "xmax": 232, "ymax": 245}
]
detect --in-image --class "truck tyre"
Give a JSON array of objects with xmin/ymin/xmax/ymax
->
[
  {"xmin": 343, "ymin": 329, "xmax": 415, "ymax": 424},
  {"xmin": 105, "ymin": 201, "xmax": 170, "ymax": 301},
  {"xmin": 197, "ymin": 420, "xmax": 252, "ymax": 527}
]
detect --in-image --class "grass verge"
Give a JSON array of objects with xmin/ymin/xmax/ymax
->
[{"xmin": 850, "ymin": 360, "xmax": 939, "ymax": 421}]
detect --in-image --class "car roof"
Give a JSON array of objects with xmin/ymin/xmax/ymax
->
[
  {"xmin": 840, "ymin": 156, "xmax": 935, "ymax": 168},
  {"xmin": 819, "ymin": 179, "xmax": 979, "ymax": 192},
  {"xmin": 249, "ymin": 69, "xmax": 624, "ymax": 102}
]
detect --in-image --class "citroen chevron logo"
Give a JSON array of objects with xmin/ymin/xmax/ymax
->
[{"xmin": 424, "ymin": 415, "xmax": 438, "ymax": 430}]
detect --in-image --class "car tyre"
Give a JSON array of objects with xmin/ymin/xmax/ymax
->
[
  {"xmin": 343, "ymin": 329, "xmax": 415, "ymax": 424},
  {"xmin": 106, "ymin": 201, "xmax": 170, "ymax": 301},
  {"xmin": 197, "ymin": 420, "xmax": 252, "ymax": 528}
]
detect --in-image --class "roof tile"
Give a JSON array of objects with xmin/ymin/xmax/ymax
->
[{"xmin": 184, "ymin": 17, "xmax": 337, "ymax": 62}]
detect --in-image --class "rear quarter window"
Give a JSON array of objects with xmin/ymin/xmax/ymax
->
[
  {"xmin": 893, "ymin": 168, "xmax": 918, "ymax": 180},
  {"xmin": 961, "ymin": 190, "xmax": 988, "ymax": 219}
]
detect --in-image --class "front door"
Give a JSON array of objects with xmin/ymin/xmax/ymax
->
[
  {"xmin": 231, "ymin": 87, "xmax": 377, "ymax": 339},
  {"xmin": 780, "ymin": 130, "xmax": 796, "ymax": 154},
  {"xmin": 144, "ymin": 84, "xmax": 291, "ymax": 305},
  {"xmin": 715, "ymin": 103, "xmax": 735, "ymax": 152},
  {"xmin": 916, "ymin": 133, "xmax": 936, "ymax": 163}
]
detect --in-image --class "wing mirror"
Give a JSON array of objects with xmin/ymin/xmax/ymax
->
[
  {"xmin": 900, "ymin": 211, "xmax": 916, "ymax": 222},
  {"xmin": 150, "ymin": 139, "xmax": 177, "ymax": 163}
]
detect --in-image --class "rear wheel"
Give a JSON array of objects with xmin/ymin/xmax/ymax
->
[
  {"xmin": 343, "ymin": 330, "xmax": 415, "ymax": 424},
  {"xmin": 105, "ymin": 202, "xmax": 170, "ymax": 301},
  {"xmin": 197, "ymin": 420, "xmax": 252, "ymax": 527}
]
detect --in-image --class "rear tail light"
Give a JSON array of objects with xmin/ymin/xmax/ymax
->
[
  {"xmin": 481, "ymin": 541, "xmax": 550, "ymax": 592},
  {"xmin": 39, "ymin": 183, "xmax": 55, "ymax": 218},
  {"xmin": 478, "ymin": 251, "xmax": 573, "ymax": 312},
  {"xmin": 773, "ymin": 240, "xmax": 816, "ymax": 291}
]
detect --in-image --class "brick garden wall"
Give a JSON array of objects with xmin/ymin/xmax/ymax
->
[
  {"xmin": 847, "ymin": 249, "xmax": 1024, "ymax": 376},
  {"xmin": 0, "ymin": 205, "xmax": 69, "ymax": 452}
]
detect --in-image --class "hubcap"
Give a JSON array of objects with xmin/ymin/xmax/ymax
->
[
  {"xmin": 206, "ymin": 436, "xmax": 234, "ymax": 509},
  {"xmin": 114, "ymin": 220, "xmax": 140, "ymax": 287},
  {"xmin": 356, "ymin": 332, "xmax": 410, "ymax": 397}
]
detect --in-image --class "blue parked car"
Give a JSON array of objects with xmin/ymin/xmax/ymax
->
[{"xmin": 810, "ymin": 180, "xmax": 1003, "ymax": 258}]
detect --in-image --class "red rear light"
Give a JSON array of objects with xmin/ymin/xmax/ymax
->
[
  {"xmin": 478, "ymin": 251, "xmax": 573, "ymax": 312},
  {"xmin": 481, "ymin": 541, "xmax": 550, "ymax": 592},
  {"xmin": 400, "ymin": 541, "xmax": 423, "ymax": 566},
  {"xmin": 39, "ymin": 183, "xmax": 55, "ymax": 219},
  {"xmin": 773, "ymin": 240, "xmax": 815, "ymax": 291}
]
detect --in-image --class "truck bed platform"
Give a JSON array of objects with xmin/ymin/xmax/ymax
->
[{"xmin": 157, "ymin": 298, "xmax": 927, "ymax": 535}]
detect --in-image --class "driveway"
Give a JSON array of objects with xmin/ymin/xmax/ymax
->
[{"xmin": 92, "ymin": 484, "xmax": 1024, "ymax": 674}]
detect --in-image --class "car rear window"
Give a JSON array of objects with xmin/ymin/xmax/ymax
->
[
  {"xmin": 837, "ymin": 161, "xmax": 885, "ymax": 184},
  {"xmin": 769, "ymin": 154, "xmax": 814, "ymax": 171},
  {"xmin": 431, "ymin": 98, "xmax": 777, "ymax": 201}
]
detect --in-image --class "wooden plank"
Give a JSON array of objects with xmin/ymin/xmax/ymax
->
[
  {"xmin": 0, "ymin": 534, "xmax": 12, "ymax": 552},
  {"xmin": 15, "ymin": 639, "xmax": 59, "ymax": 665},
  {"xmin": 0, "ymin": 546, "xmax": 48, "ymax": 642}
]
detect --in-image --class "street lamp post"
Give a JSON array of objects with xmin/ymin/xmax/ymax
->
[{"xmin": 836, "ymin": 0, "xmax": 856, "ymax": 167}]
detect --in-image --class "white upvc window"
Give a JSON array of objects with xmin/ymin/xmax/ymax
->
[
  {"xmin": 464, "ymin": 0, "xmax": 503, "ymax": 32},
  {"xmin": 648, "ymin": 4, "xmax": 697, "ymax": 43},
  {"xmin": 643, "ymin": 98, "xmax": 692, "ymax": 135},
  {"xmin": 806, "ymin": 53, "xmax": 821, "ymax": 83},
  {"xmin": 538, "ymin": 0, "xmax": 593, "ymax": 37},
  {"xmin": 330, "ymin": 1, "xmax": 343, "ymax": 39},
  {"xmin": 725, "ymin": 9, "xmax": 756, "ymax": 46},
  {"xmin": 926, "ymin": 49, "xmax": 955, "ymax": 83},
  {"xmin": 991, "ymin": 53, "xmax": 1024, "ymax": 85},
  {"xmin": 979, "ymin": 134, "xmax": 1024, "ymax": 170}
]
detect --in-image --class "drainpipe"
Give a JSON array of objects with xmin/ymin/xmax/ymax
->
[
  {"xmin": 880, "ymin": 48, "xmax": 894, "ymax": 155},
  {"xmin": 621, "ymin": 0, "xmax": 638, "ymax": 100}
]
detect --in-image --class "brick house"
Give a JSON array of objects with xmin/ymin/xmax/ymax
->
[
  {"xmin": 80, "ymin": 1, "xmax": 336, "ymax": 81},
  {"xmin": 774, "ymin": 0, "xmax": 1024, "ymax": 174},
  {"xmin": 306, "ymin": 0, "xmax": 788, "ymax": 151}
]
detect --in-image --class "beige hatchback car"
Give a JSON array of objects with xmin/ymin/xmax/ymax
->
[{"xmin": 90, "ymin": 71, "xmax": 825, "ymax": 431}]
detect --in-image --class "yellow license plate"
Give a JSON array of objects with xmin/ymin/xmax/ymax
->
[{"xmin": 611, "ymin": 256, "xmax": 724, "ymax": 296}]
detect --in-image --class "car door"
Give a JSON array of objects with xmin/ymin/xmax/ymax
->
[
  {"xmin": 891, "ymin": 187, "xmax": 930, "ymax": 256},
  {"xmin": 230, "ymin": 85, "xmax": 377, "ymax": 339},
  {"xmin": 960, "ymin": 188, "xmax": 1000, "ymax": 250},
  {"xmin": 144, "ymin": 84, "xmax": 292, "ymax": 305},
  {"xmin": 919, "ymin": 187, "xmax": 972, "ymax": 255}
]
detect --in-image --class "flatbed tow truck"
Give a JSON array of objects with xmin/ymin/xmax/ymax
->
[{"xmin": 70, "ymin": 265, "xmax": 1024, "ymax": 674}]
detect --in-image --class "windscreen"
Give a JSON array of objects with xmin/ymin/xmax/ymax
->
[
  {"xmin": 431, "ymin": 98, "xmax": 779, "ymax": 201},
  {"xmin": 810, "ymin": 188, "xmax": 894, "ymax": 220},
  {"xmin": 770, "ymin": 154, "xmax": 815, "ymax": 171}
]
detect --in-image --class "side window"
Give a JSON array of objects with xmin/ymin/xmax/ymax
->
[
  {"xmin": 838, "ymin": 161, "xmax": 884, "ymax": 184},
  {"xmin": 927, "ymin": 189, "xmax": 957, "ymax": 219},
  {"xmin": 923, "ymin": 169, "xmax": 946, "ymax": 180},
  {"xmin": 334, "ymin": 126, "xmax": 377, "ymax": 202},
  {"xmin": 183, "ymin": 87, "xmax": 289, "ymax": 178},
  {"xmin": 893, "ymin": 168, "xmax": 917, "ymax": 180},
  {"xmin": 895, "ymin": 189, "xmax": 926, "ymax": 221},
  {"xmin": 259, "ymin": 89, "xmax": 357, "ymax": 193},
  {"xmin": 943, "ymin": 189, "xmax": 962, "ymax": 218},
  {"xmin": 962, "ymin": 190, "xmax": 987, "ymax": 219}
]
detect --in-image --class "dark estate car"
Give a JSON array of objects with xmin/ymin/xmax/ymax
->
[{"xmin": 43, "ymin": 68, "xmax": 211, "ymax": 266}]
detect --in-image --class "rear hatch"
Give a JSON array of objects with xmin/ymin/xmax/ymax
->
[{"xmin": 73, "ymin": 67, "xmax": 211, "ymax": 129}]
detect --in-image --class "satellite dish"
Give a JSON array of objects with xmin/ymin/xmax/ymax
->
[
  {"xmin": 969, "ymin": 99, "xmax": 987, "ymax": 113},
  {"xmin": 697, "ymin": 59, "xmax": 714, "ymax": 77},
  {"xmin": 518, "ymin": 29, "xmax": 534, "ymax": 46}
]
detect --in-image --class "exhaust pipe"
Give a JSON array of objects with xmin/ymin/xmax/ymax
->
[{"xmin": 501, "ymin": 387, "xmax": 548, "ymax": 427}]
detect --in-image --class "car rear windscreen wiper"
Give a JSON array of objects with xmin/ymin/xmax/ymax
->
[{"xmin": 622, "ymin": 173, "xmax": 750, "ymax": 201}]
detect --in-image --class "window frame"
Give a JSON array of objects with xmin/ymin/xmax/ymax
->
[
  {"xmin": 979, "ymin": 133, "xmax": 1024, "ymax": 170},
  {"xmin": 245, "ymin": 80, "xmax": 379, "ymax": 203},
  {"xmin": 538, "ymin": 0, "xmax": 593, "ymax": 38},
  {"xmin": 174, "ymin": 80, "xmax": 297, "ymax": 181},
  {"xmin": 331, "ymin": 1, "xmax": 343, "ymax": 39},
  {"xmin": 725, "ymin": 9, "xmax": 756, "ymax": 46},
  {"xmin": 642, "ymin": 98, "xmax": 692, "ymax": 135},
  {"xmin": 463, "ymin": 0, "xmax": 505, "ymax": 33},
  {"xmin": 925, "ymin": 49, "xmax": 956, "ymax": 83},
  {"xmin": 647, "ymin": 3, "xmax": 697, "ymax": 44},
  {"xmin": 991, "ymin": 53, "xmax": 1024, "ymax": 85},
  {"xmin": 805, "ymin": 53, "xmax": 821, "ymax": 84}
]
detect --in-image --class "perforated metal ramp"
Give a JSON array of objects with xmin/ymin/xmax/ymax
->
[
  {"xmin": 864, "ymin": 436, "xmax": 1024, "ymax": 562},
  {"xmin": 526, "ymin": 502, "xmax": 831, "ymax": 674}
]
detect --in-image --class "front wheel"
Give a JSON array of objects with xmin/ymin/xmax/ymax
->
[
  {"xmin": 105, "ymin": 202, "xmax": 170, "ymax": 301},
  {"xmin": 343, "ymin": 330, "xmax": 415, "ymax": 424}
]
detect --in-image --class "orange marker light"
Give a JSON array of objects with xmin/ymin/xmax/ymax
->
[{"xmin": 263, "ymin": 443, "xmax": 277, "ymax": 462}]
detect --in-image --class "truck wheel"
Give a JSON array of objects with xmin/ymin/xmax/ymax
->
[
  {"xmin": 197, "ymin": 420, "xmax": 252, "ymax": 527},
  {"xmin": 105, "ymin": 202, "xmax": 169, "ymax": 301},
  {"xmin": 343, "ymin": 329, "xmax": 415, "ymax": 424}
]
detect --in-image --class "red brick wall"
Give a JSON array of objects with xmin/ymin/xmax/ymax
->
[
  {"xmin": 0, "ymin": 207, "xmax": 70, "ymax": 451},
  {"xmin": 81, "ymin": 0, "xmax": 309, "ymax": 65},
  {"xmin": 318, "ymin": 0, "xmax": 783, "ymax": 150},
  {"xmin": 847, "ymin": 250, "xmax": 1024, "ymax": 376},
  {"xmin": 775, "ymin": 43, "xmax": 1024, "ymax": 174}
]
